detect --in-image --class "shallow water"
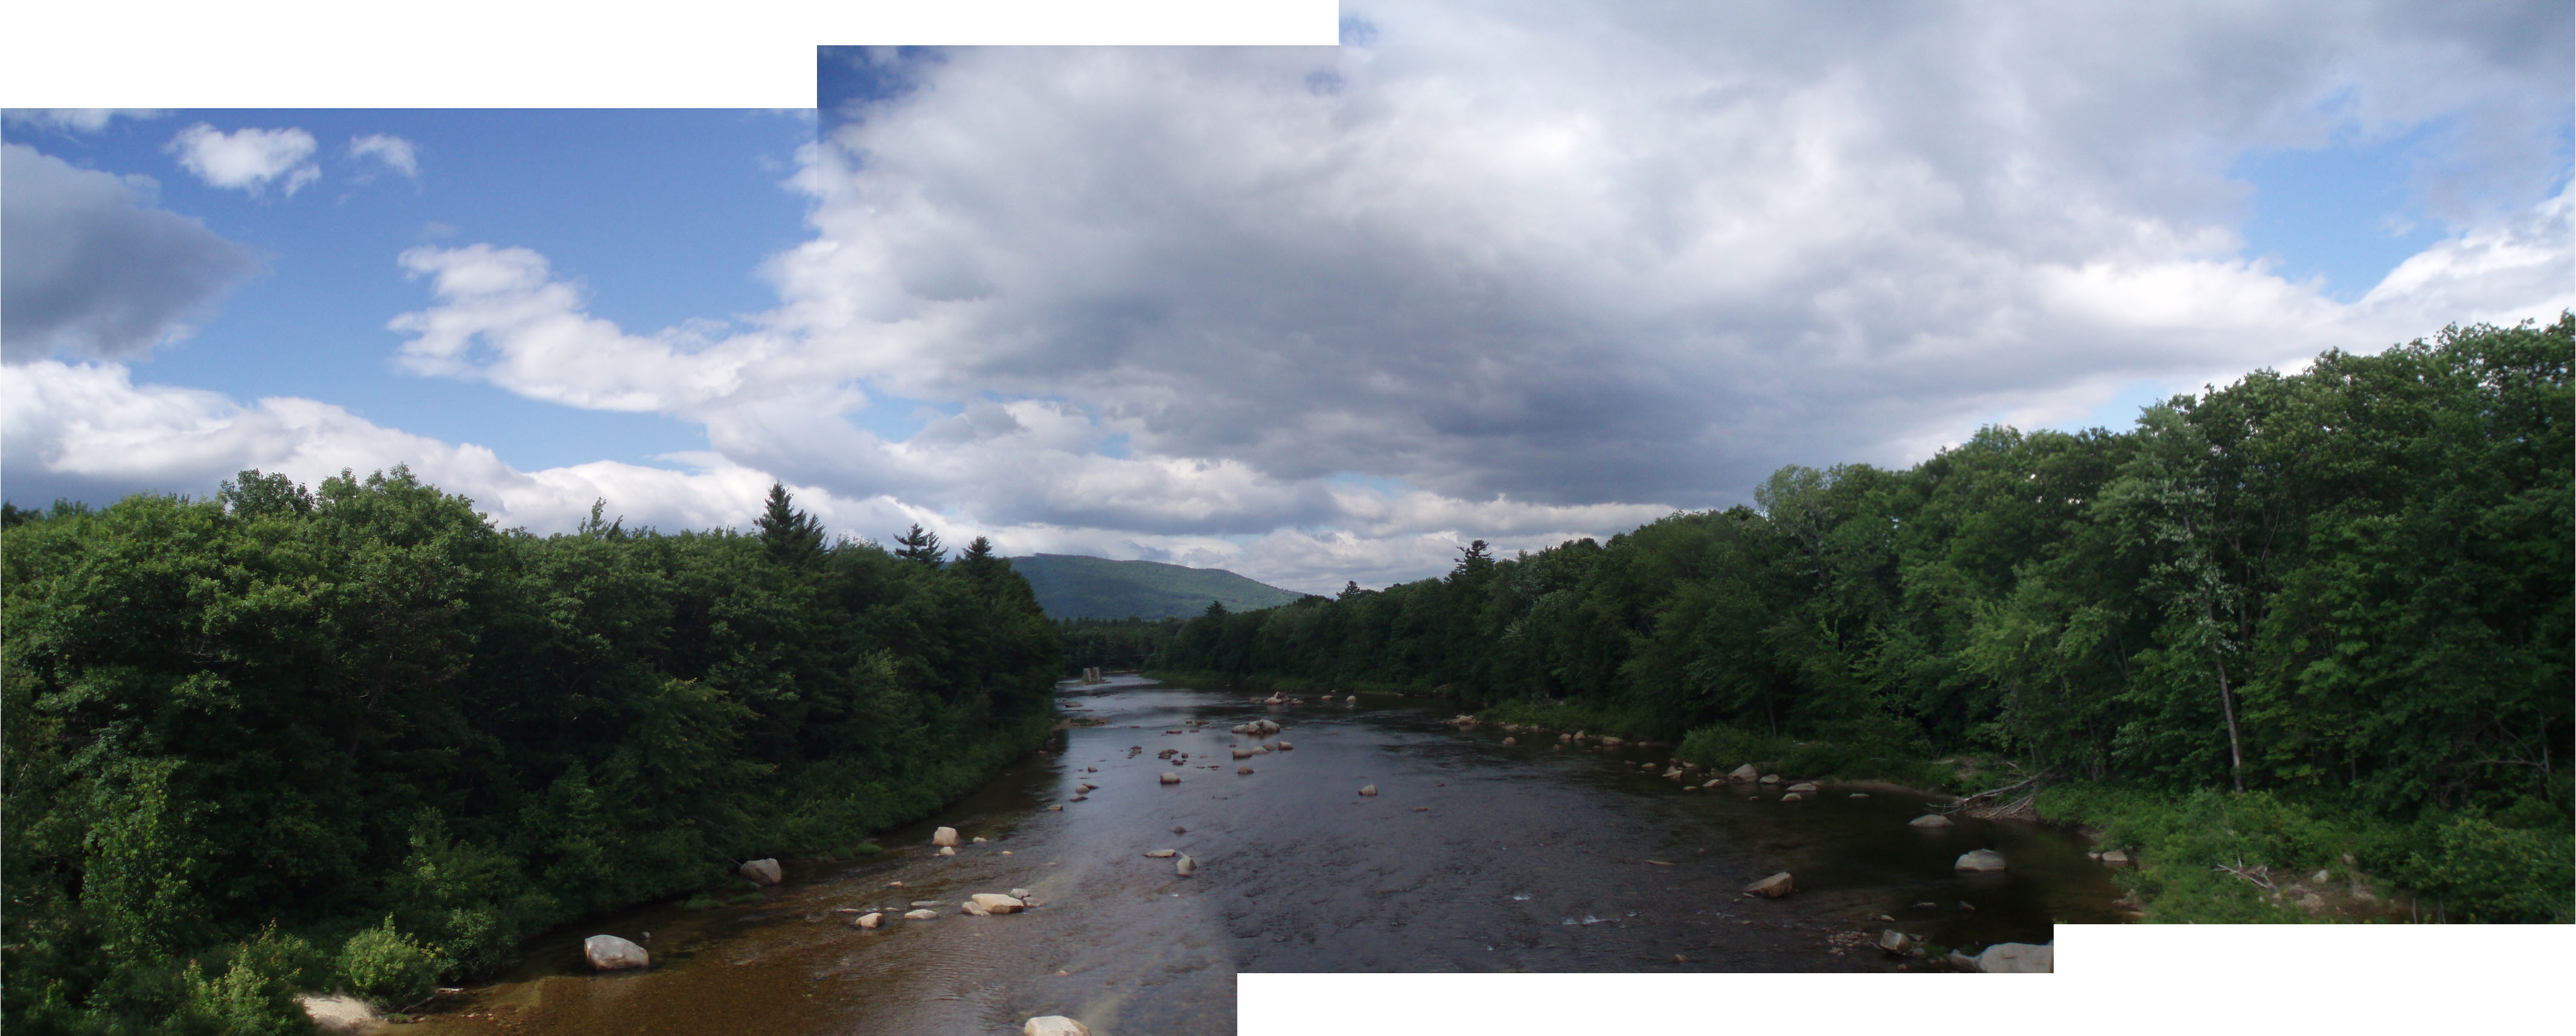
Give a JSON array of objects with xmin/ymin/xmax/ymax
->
[{"xmin": 412, "ymin": 678, "xmax": 2123, "ymax": 1034}]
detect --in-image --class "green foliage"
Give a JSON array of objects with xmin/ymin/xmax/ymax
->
[
  {"xmin": 1150, "ymin": 317, "xmax": 2571, "ymax": 922},
  {"xmin": 1008, "ymin": 553, "xmax": 1307, "ymax": 620},
  {"xmin": 2, "ymin": 466, "xmax": 1062, "ymax": 1029},
  {"xmin": 2401, "ymin": 815, "xmax": 2575, "ymax": 922},
  {"xmin": 334, "ymin": 918, "xmax": 443, "ymax": 1009}
]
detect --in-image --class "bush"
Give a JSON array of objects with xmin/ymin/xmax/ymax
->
[
  {"xmin": 335, "ymin": 917, "xmax": 444, "ymax": 1009},
  {"xmin": 187, "ymin": 924, "xmax": 323, "ymax": 1035},
  {"xmin": 2405, "ymin": 816, "xmax": 2575, "ymax": 922}
]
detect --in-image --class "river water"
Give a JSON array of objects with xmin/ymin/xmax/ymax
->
[{"xmin": 413, "ymin": 678, "xmax": 2123, "ymax": 1035}]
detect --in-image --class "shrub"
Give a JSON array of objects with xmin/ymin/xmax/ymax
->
[
  {"xmin": 2406, "ymin": 816, "xmax": 2575, "ymax": 922},
  {"xmin": 336, "ymin": 917, "xmax": 444, "ymax": 1008},
  {"xmin": 187, "ymin": 924, "xmax": 322, "ymax": 1035}
]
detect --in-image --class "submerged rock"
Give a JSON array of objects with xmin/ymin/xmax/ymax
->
[
  {"xmin": 1955, "ymin": 849, "xmax": 2008, "ymax": 872},
  {"xmin": 1744, "ymin": 872, "xmax": 1795, "ymax": 898},
  {"xmin": 1909, "ymin": 814, "xmax": 1953, "ymax": 829},
  {"xmin": 1025, "ymin": 1017, "xmax": 1092, "ymax": 1036},
  {"xmin": 739, "ymin": 858, "xmax": 783, "ymax": 885},
  {"xmin": 583, "ymin": 935, "xmax": 650, "ymax": 970}
]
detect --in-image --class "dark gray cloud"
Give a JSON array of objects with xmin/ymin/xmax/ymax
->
[{"xmin": 2, "ymin": 143, "xmax": 260, "ymax": 363}]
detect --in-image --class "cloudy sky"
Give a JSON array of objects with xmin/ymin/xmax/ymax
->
[{"xmin": 4, "ymin": 2, "xmax": 2569, "ymax": 594}]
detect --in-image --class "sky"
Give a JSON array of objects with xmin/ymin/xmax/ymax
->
[{"xmin": 4, "ymin": 1, "xmax": 2571, "ymax": 596}]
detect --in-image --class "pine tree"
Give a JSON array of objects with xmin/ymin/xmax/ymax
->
[
  {"xmin": 893, "ymin": 523, "xmax": 945, "ymax": 566},
  {"xmin": 755, "ymin": 483, "xmax": 825, "ymax": 568}
]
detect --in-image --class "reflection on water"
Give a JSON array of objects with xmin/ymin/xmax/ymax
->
[{"xmin": 412, "ymin": 678, "xmax": 2122, "ymax": 1034}]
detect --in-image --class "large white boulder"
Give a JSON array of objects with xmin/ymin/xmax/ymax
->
[
  {"xmin": 739, "ymin": 858, "xmax": 783, "ymax": 885},
  {"xmin": 853, "ymin": 912, "xmax": 883, "ymax": 928},
  {"xmin": 932, "ymin": 826, "xmax": 961, "ymax": 848},
  {"xmin": 583, "ymin": 934, "xmax": 650, "ymax": 970},
  {"xmin": 1973, "ymin": 942, "xmax": 2053, "ymax": 973},
  {"xmin": 970, "ymin": 893, "xmax": 1026, "ymax": 914},
  {"xmin": 1359, "ymin": 785, "xmax": 1378, "ymax": 796},
  {"xmin": 1955, "ymin": 849, "xmax": 2008, "ymax": 872},
  {"xmin": 1176, "ymin": 854, "xmax": 1197, "ymax": 877},
  {"xmin": 1728, "ymin": 764, "xmax": 1759, "ymax": 781}
]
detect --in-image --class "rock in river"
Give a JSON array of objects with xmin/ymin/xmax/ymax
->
[
  {"xmin": 1743, "ymin": 872, "xmax": 1794, "ymax": 898},
  {"xmin": 1161, "ymin": 773, "xmax": 1181, "ymax": 784},
  {"xmin": 1786, "ymin": 782, "xmax": 1819, "ymax": 793},
  {"xmin": 933, "ymin": 826, "xmax": 961, "ymax": 848},
  {"xmin": 1972, "ymin": 942, "xmax": 2053, "ymax": 973},
  {"xmin": 961, "ymin": 899, "xmax": 990, "ymax": 916},
  {"xmin": 738, "ymin": 858, "xmax": 783, "ymax": 886},
  {"xmin": 1026, "ymin": 1017, "xmax": 1092, "ymax": 1036},
  {"xmin": 1144, "ymin": 849, "xmax": 1177, "ymax": 857},
  {"xmin": 1909, "ymin": 814, "xmax": 1953, "ymax": 829},
  {"xmin": 1955, "ymin": 849, "xmax": 2008, "ymax": 872},
  {"xmin": 1780, "ymin": 793, "xmax": 1804, "ymax": 802},
  {"xmin": 1176, "ymin": 854, "xmax": 1197, "ymax": 877},
  {"xmin": 1237, "ymin": 766, "xmax": 1255, "ymax": 775},
  {"xmin": 938, "ymin": 846, "xmax": 956, "ymax": 857},
  {"xmin": 1359, "ymin": 785, "xmax": 1379, "ymax": 796},
  {"xmin": 1758, "ymin": 774, "xmax": 1781, "ymax": 785},
  {"xmin": 583, "ymin": 935, "xmax": 650, "ymax": 970},
  {"xmin": 970, "ymin": 893, "xmax": 1026, "ymax": 914},
  {"xmin": 853, "ymin": 912, "xmax": 883, "ymax": 929},
  {"xmin": 1728, "ymin": 764, "xmax": 1759, "ymax": 781},
  {"xmin": 903, "ymin": 909, "xmax": 938, "ymax": 921},
  {"xmin": 1879, "ymin": 930, "xmax": 1915, "ymax": 956}
]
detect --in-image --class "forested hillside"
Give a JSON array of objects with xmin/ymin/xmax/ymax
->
[
  {"xmin": 2, "ymin": 475, "xmax": 1061, "ymax": 1033},
  {"xmin": 1153, "ymin": 318, "xmax": 2574, "ymax": 921},
  {"xmin": 1005, "ymin": 554, "xmax": 1307, "ymax": 620}
]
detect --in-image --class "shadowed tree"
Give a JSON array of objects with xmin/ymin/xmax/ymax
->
[
  {"xmin": 755, "ymin": 483, "xmax": 824, "ymax": 568},
  {"xmin": 892, "ymin": 524, "xmax": 944, "ymax": 567}
]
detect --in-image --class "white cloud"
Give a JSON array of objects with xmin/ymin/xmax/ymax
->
[
  {"xmin": 1, "ymin": 109, "xmax": 163, "ymax": 132},
  {"xmin": 1, "ymin": 143, "xmax": 260, "ymax": 362},
  {"xmin": 348, "ymin": 134, "xmax": 418, "ymax": 176},
  {"xmin": 166, "ymin": 123, "xmax": 320, "ymax": 196}
]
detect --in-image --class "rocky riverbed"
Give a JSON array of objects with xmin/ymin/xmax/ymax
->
[{"xmin": 397, "ymin": 677, "xmax": 2119, "ymax": 1034}]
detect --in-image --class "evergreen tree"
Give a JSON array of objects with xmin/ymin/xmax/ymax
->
[
  {"xmin": 754, "ymin": 483, "xmax": 825, "ymax": 567},
  {"xmin": 893, "ymin": 523, "xmax": 945, "ymax": 566}
]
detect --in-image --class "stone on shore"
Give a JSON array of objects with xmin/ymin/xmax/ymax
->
[
  {"xmin": 1879, "ymin": 930, "xmax": 1915, "ymax": 956},
  {"xmin": 2101, "ymin": 849, "xmax": 2131, "ymax": 866},
  {"xmin": 1910, "ymin": 814, "xmax": 1953, "ymax": 828},
  {"xmin": 1161, "ymin": 773, "xmax": 1181, "ymax": 784},
  {"xmin": 1728, "ymin": 764, "xmax": 1759, "ymax": 781},
  {"xmin": 853, "ymin": 912, "xmax": 883, "ymax": 928},
  {"xmin": 1176, "ymin": 854, "xmax": 1197, "ymax": 877},
  {"xmin": 1972, "ymin": 942, "xmax": 2053, "ymax": 973},
  {"xmin": 1744, "ymin": 872, "xmax": 1794, "ymax": 898},
  {"xmin": 739, "ymin": 858, "xmax": 783, "ymax": 885},
  {"xmin": 970, "ymin": 893, "xmax": 1026, "ymax": 914},
  {"xmin": 903, "ymin": 909, "xmax": 938, "ymax": 921},
  {"xmin": 1955, "ymin": 849, "xmax": 2008, "ymax": 872},
  {"xmin": 584, "ymin": 935, "xmax": 650, "ymax": 970},
  {"xmin": 1359, "ymin": 785, "xmax": 1378, "ymax": 796},
  {"xmin": 933, "ymin": 827, "xmax": 961, "ymax": 848},
  {"xmin": 1026, "ymin": 1017, "xmax": 1092, "ymax": 1036}
]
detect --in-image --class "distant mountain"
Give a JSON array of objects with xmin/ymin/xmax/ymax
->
[{"xmin": 1005, "ymin": 554, "xmax": 1310, "ymax": 620}]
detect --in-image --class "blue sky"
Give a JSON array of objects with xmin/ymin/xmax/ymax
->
[{"xmin": 6, "ymin": 4, "xmax": 2569, "ymax": 592}]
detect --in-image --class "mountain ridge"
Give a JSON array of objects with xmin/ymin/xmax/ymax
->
[{"xmin": 1005, "ymin": 553, "xmax": 1309, "ymax": 620}]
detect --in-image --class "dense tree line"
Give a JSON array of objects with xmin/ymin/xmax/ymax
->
[
  {"xmin": 1059, "ymin": 617, "xmax": 1188, "ymax": 675},
  {"xmin": 2, "ymin": 473, "xmax": 1060, "ymax": 1032},
  {"xmin": 1156, "ymin": 319, "xmax": 2572, "ymax": 916}
]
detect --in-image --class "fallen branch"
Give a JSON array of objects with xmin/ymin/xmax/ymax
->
[
  {"xmin": 2213, "ymin": 857, "xmax": 2276, "ymax": 892},
  {"xmin": 1941, "ymin": 768, "xmax": 2055, "ymax": 816}
]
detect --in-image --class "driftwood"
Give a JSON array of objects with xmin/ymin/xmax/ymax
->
[{"xmin": 1941, "ymin": 768, "xmax": 2055, "ymax": 820}]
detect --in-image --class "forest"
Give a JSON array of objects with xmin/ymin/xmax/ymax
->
[
  {"xmin": 2, "ymin": 478, "xmax": 1062, "ymax": 1034},
  {"xmin": 1149, "ymin": 318, "xmax": 2574, "ymax": 922}
]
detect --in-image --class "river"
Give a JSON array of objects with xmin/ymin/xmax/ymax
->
[{"xmin": 411, "ymin": 677, "xmax": 2124, "ymax": 1034}]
